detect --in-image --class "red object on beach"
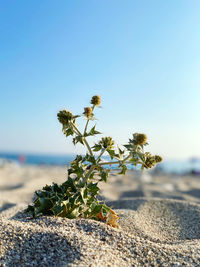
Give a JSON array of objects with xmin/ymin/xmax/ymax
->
[{"xmin": 18, "ymin": 155, "xmax": 26, "ymax": 163}]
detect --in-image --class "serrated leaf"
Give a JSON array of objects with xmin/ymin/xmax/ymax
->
[
  {"xmin": 107, "ymin": 149, "xmax": 115, "ymax": 159},
  {"xmin": 114, "ymin": 153, "xmax": 121, "ymax": 160},
  {"xmin": 87, "ymin": 196, "xmax": 95, "ymax": 205},
  {"xmin": 124, "ymin": 144, "xmax": 132, "ymax": 150},
  {"xmin": 51, "ymin": 204, "xmax": 66, "ymax": 216},
  {"xmin": 100, "ymin": 169, "xmax": 109, "ymax": 182},
  {"xmin": 62, "ymin": 177, "xmax": 76, "ymax": 191},
  {"xmin": 92, "ymin": 144, "xmax": 102, "ymax": 152},
  {"xmin": 118, "ymin": 165, "xmax": 127, "ymax": 175},
  {"xmin": 66, "ymin": 208, "xmax": 80, "ymax": 219},
  {"xmin": 64, "ymin": 128, "xmax": 74, "ymax": 137},
  {"xmin": 102, "ymin": 207, "xmax": 108, "ymax": 217},
  {"xmin": 39, "ymin": 198, "xmax": 53, "ymax": 210},
  {"xmin": 118, "ymin": 147, "xmax": 125, "ymax": 155},
  {"xmin": 88, "ymin": 172, "xmax": 95, "ymax": 180},
  {"xmin": 129, "ymin": 158, "xmax": 138, "ymax": 164},
  {"xmin": 73, "ymin": 135, "xmax": 84, "ymax": 145},
  {"xmin": 91, "ymin": 204, "xmax": 103, "ymax": 215},
  {"xmin": 84, "ymin": 154, "xmax": 96, "ymax": 164},
  {"xmin": 137, "ymin": 151, "xmax": 145, "ymax": 161},
  {"xmin": 85, "ymin": 125, "xmax": 101, "ymax": 137},
  {"xmin": 83, "ymin": 188, "xmax": 88, "ymax": 199},
  {"xmin": 88, "ymin": 183, "xmax": 100, "ymax": 196}
]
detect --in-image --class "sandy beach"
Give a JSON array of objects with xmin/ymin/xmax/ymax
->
[{"xmin": 0, "ymin": 163, "xmax": 200, "ymax": 266}]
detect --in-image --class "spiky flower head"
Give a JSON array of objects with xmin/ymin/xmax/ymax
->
[
  {"xmin": 57, "ymin": 110, "xmax": 74, "ymax": 125},
  {"xmin": 144, "ymin": 153, "xmax": 156, "ymax": 169},
  {"xmin": 83, "ymin": 107, "xmax": 93, "ymax": 119},
  {"xmin": 135, "ymin": 133, "xmax": 147, "ymax": 145},
  {"xmin": 91, "ymin": 95, "xmax": 101, "ymax": 106},
  {"xmin": 99, "ymin": 137, "xmax": 114, "ymax": 149},
  {"xmin": 155, "ymin": 155, "xmax": 162, "ymax": 163}
]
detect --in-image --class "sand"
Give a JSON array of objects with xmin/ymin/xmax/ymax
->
[{"xmin": 0, "ymin": 163, "xmax": 200, "ymax": 266}]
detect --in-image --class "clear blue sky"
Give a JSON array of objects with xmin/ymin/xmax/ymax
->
[{"xmin": 0, "ymin": 0, "xmax": 200, "ymax": 159}]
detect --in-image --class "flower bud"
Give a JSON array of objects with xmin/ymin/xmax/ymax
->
[
  {"xmin": 144, "ymin": 153, "xmax": 156, "ymax": 169},
  {"xmin": 135, "ymin": 133, "xmax": 147, "ymax": 145},
  {"xmin": 99, "ymin": 137, "xmax": 114, "ymax": 149},
  {"xmin": 83, "ymin": 107, "xmax": 93, "ymax": 118},
  {"xmin": 91, "ymin": 95, "xmax": 101, "ymax": 106},
  {"xmin": 155, "ymin": 155, "xmax": 162, "ymax": 163},
  {"xmin": 57, "ymin": 110, "xmax": 73, "ymax": 125}
]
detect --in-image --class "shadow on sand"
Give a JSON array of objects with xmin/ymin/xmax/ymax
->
[{"xmin": 2, "ymin": 231, "xmax": 82, "ymax": 267}]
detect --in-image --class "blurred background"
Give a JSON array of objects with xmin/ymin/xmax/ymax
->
[{"xmin": 1, "ymin": 0, "xmax": 200, "ymax": 175}]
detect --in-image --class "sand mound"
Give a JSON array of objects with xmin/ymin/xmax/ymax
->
[
  {"xmin": 113, "ymin": 198, "xmax": 200, "ymax": 243},
  {"xmin": 1, "ymin": 198, "xmax": 200, "ymax": 266}
]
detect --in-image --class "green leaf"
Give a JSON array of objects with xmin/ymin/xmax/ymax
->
[
  {"xmin": 114, "ymin": 153, "xmax": 121, "ymax": 160},
  {"xmin": 85, "ymin": 125, "xmax": 101, "ymax": 137},
  {"xmin": 39, "ymin": 198, "xmax": 53, "ymax": 210},
  {"xmin": 100, "ymin": 169, "xmax": 109, "ymax": 182},
  {"xmin": 118, "ymin": 165, "xmax": 127, "ymax": 175},
  {"xmin": 92, "ymin": 144, "xmax": 102, "ymax": 152},
  {"xmin": 65, "ymin": 128, "xmax": 74, "ymax": 137},
  {"xmin": 107, "ymin": 149, "xmax": 115, "ymax": 159},
  {"xmin": 26, "ymin": 205, "xmax": 35, "ymax": 216},
  {"xmin": 118, "ymin": 147, "xmax": 125, "ymax": 155},
  {"xmin": 90, "ymin": 204, "xmax": 103, "ymax": 215},
  {"xmin": 83, "ymin": 188, "xmax": 88, "ymax": 199},
  {"xmin": 73, "ymin": 135, "xmax": 84, "ymax": 145},
  {"xmin": 102, "ymin": 207, "xmax": 108, "ymax": 217},
  {"xmin": 88, "ymin": 172, "xmax": 95, "ymax": 180},
  {"xmin": 51, "ymin": 204, "xmax": 66, "ymax": 216},
  {"xmin": 88, "ymin": 182, "xmax": 100, "ymax": 196},
  {"xmin": 62, "ymin": 177, "xmax": 76, "ymax": 192},
  {"xmin": 129, "ymin": 158, "xmax": 138, "ymax": 165},
  {"xmin": 87, "ymin": 196, "xmax": 95, "ymax": 205},
  {"xmin": 137, "ymin": 151, "xmax": 145, "ymax": 161},
  {"xmin": 123, "ymin": 144, "xmax": 132, "ymax": 150},
  {"xmin": 52, "ymin": 183, "xmax": 62, "ymax": 193},
  {"xmin": 66, "ymin": 208, "xmax": 80, "ymax": 219},
  {"xmin": 84, "ymin": 154, "xmax": 96, "ymax": 164}
]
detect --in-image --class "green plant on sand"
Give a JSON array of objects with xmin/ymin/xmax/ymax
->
[{"xmin": 26, "ymin": 95, "xmax": 162, "ymax": 227}]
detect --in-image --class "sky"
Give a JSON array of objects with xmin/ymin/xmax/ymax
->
[{"xmin": 0, "ymin": 0, "xmax": 200, "ymax": 160}]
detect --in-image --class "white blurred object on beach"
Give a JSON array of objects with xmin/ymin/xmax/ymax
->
[
  {"xmin": 160, "ymin": 183, "xmax": 174, "ymax": 192},
  {"xmin": 0, "ymin": 158, "xmax": 21, "ymax": 169},
  {"xmin": 140, "ymin": 172, "xmax": 152, "ymax": 183}
]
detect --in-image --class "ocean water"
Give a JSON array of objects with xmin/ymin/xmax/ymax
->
[
  {"xmin": 0, "ymin": 152, "xmax": 200, "ymax": 174},
  {"xmin": 0, "ymin": 153, "xmax": 73, "ymax": 166}
]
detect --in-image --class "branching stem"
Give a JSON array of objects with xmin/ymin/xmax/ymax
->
[
  {"xmin": 96, "ymin": 149, "xmax": 106, "ymax": 163},
  {"xmin": 72, "ymin": 124, "xmax": 94, "ymax": 157},
  {"xmin": 83, "ymin": 137, "xmax": 94, "ymax": 157},
  {"xmin": 84, "ymin": 165, "xmax": 96, "ymax": 182},
  {"xmin": 99, "ymin": 160, "xmax": 129, "ymax": 166}
]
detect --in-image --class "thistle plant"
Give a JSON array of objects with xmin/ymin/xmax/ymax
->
[{"xmin": 26, "ymin": 95, "xmax": 162, "ymax": 227}]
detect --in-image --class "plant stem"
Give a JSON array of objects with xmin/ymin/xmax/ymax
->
[
  {"xmin": 72, "ymin": 124, "xmax": 94, "ymax": 157},
  {"xmin": 72, "ymin": 124, "xmax": 82, "ymax": 136},
  {"xmin": 96, "ymin": 149, "xmax": 106, "ymax": 163},
  {"xmin": 83, "ymin": 138, "xmax": 94, "ymax": 157},
  {"xmin": 123, "ymin": 154, "xmax": 131, "ymax": 162},
  {"xmin": 83, "ymin": 104, "xmax": 95, "ymax": 136},
  {"xmin": 84, "ymin": 120, "xmax": 90, "ymax": 136},
  {"xmin": 84, "ymin": 149, "xmax": 105, "ymax": 183},
  {"xmin": 84, "ymin": 165, "xmax": 96, "ymax": 182},
  {"xmin": 99, "ymin": 160, "xmax": 128, "ymax": 166},
  {"xmin": 99, "ymin": 152, "xmax": 132, "ymax": 166}
]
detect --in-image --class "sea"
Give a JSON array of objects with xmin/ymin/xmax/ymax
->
[{"xmin": 0, "ymin": 152, "xmax": 200, "ymax": 175}]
